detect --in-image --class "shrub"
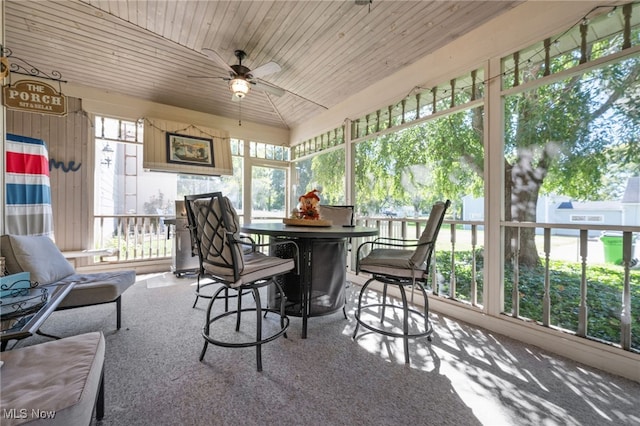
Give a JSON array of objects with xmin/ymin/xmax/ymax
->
[{"xmin": 432, "ymin": 251, "xmax": 639, "ymax": 351}]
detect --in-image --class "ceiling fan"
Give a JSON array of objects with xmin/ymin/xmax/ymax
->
[{"xmin": 200, "ymin": 48, "xmax": 285, "ymax": 100}]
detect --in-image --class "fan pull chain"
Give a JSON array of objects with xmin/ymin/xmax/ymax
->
[{"xmin": 238, "ymin": 99, "xmax": 242, "ymax": 126}]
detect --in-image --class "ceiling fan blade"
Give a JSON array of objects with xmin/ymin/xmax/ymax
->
[
  {"xmin": 248, "ymin": 61, "xmax": 281, "ymax": 79},
  {"xmin": 202, "ymin": 48, "xmax": 236, "ymax": 75},
  {"xmin": 253, "ymin": 81, "xmax": 285, "ymax": 97}
]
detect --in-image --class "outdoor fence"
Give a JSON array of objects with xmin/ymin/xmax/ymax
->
[{"xmin": 93, "ymin": 214, "xmax": 173, "ymax": 262}]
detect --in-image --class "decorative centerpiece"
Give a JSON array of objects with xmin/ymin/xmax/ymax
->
[
  {"xmin": 284, "ymin": 189, "xmax": 332, "ymax": 226},
  {"xmin": 296, "ymin": 189, "xmax": 321, "ymax": 220}
]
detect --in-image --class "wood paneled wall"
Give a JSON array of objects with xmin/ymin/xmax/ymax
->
[
  {"xmin": 143, "ymin": 118, "xmax": 232, "ymax": 176},
  {"xmin": 6, "ymin": 97, "xmax": 91, "ymax": 251}
]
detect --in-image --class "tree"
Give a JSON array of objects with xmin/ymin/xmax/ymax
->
[
  {"xmin": 311, "ymin": 149, "xmax": 346, "ymax": 205},
  {"xmin": 501, "ymin": 54, "xmax": 640, "ymax": 265},
  {"xmin": 354, "ymin": 131, "xmax": 415, "ymax": 215},
  {"xmin": 425, "ymin": 50, "xmax": 640, "ymax": 267},
  {"xmin": 352, "ymin": 108, "xmax": 484, "ymax": 218},
  {"xmin": 251, "ymin": 166, "xmax": 286, "ymax": 213},
  {"xmin": 321, "ymin": 34, "xmax": 640, "ymax": 267}
]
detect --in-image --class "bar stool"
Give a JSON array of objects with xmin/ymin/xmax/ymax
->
[
  {"xmin": 185, "ymin": 192, "xmax": 298, "ymax": 372},
  {"xmin": 352, "ymin": 200, "xmax": 450, "ymax": 364}
]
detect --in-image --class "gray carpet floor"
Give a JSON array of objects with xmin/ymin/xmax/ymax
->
[{"xmin": 16, "ymin": 272, "xmax": 640, "ymax": 426}]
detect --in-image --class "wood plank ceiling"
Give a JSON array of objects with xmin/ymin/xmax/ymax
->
[{"xmin": 4, "ymin": 1, "xmax": 520, "ymax": 131}]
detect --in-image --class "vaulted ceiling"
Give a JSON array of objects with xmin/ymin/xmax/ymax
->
[{"xmin": 4, "ymin": 1, "xmax": 520, "ymax": 130}]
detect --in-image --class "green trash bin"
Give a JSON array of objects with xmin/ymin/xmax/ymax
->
[{"xmin": 601, "ymin": 234, "xmax": 623, "ymax": 265}]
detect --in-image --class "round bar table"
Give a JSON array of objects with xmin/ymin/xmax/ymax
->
[{"xmin": 241, "ymin": 222, "xmax": 378, "ymax": 338}]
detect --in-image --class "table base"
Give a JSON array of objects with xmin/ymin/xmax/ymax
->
[{"xmin": 269, "ymin": 238, "xmax": 347, "ymax": 338}]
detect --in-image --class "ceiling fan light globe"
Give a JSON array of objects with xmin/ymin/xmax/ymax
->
[{"xmin": 229, "ymin": 77, "xmax": 250, "ymax": 98}]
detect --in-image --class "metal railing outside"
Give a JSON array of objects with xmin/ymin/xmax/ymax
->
[{"xmin": 93, "ymin": 214, "xmax": 173, "ymax": 262}]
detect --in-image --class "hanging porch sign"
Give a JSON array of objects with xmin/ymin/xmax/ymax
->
[{"xmin": 3, "ymin": 80, "xmax": 67, "ymax": 116}]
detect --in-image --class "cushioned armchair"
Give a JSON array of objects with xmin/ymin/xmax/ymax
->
[
  {"xmin": 351, "ymin": 200, "xmax": 450, "ymax": 364},
  {"xmin": 1, "ymin": 234, "xmax": 135, "ymax": 331},
  {"xmin": 185, "ymin": 192, "xmax": 297, "ymax": 372}
]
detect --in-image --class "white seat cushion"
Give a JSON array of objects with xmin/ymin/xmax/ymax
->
[
  {"xmin": 204, "ymin": 251, "xmax": 294, "ymax": 288},
  {"xmin": 55, "ymin": 270, "xmax": 136, "ymax": 308},
  {"xmin": 0, "ymin": 332, "xmax": 105, "ymax": 426},
  {"xmin": 358, "ymin": 248, "xmax": 425, "ymax": 279}
]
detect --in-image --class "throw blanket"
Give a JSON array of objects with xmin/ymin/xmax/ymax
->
[{"xmin": 5, "ymin": 133, "xmax": 54, "ymax": 238}]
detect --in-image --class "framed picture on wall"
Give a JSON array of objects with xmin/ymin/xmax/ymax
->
[{"xmin": 166, "ymin": 133, "xmax": 214, "ymax": 167}]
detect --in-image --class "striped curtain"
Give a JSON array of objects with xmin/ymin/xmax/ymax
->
[{"xmin": 5, "ymin": 133, "xmax": 54, "ymax": 239}]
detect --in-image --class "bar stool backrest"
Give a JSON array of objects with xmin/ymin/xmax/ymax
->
[
  {"xmin": 409, "ymin": 200, "xmax": 450, "ymax": 269},
  {"xmin": 185, "ymin": 192, "xmax": 244, "ymax": 283},
  {"xmin": 320, "ymin": 205, "xmax": 354, "ymax": 226}
]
